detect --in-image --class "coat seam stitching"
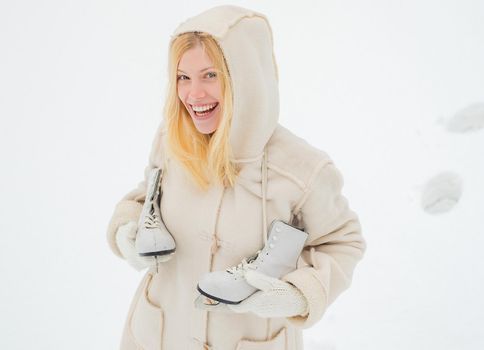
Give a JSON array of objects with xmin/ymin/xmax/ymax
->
[
  {"xmin": 292, "ymin": 159, "xmax": 334, "ymax": 215},
  {"xmin": 266, "ymin": 162, "xmax": 306, "ymax": 190}
]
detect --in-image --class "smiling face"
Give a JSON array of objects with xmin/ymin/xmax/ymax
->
[{"xmin": 177, "ymin": 44, "xmax": 223, "ymax": 135}]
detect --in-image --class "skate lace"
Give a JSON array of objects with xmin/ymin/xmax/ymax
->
[
  {"xmin": 144, "ymin": 205, "xmax": 161, "ymax": 229},
  {"xmin": 226, "ymin": 250, "xmax": 261, "ymax": 275}
]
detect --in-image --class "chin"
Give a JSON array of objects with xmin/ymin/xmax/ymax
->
[
  {"xmin": 194, "ymin": 125, "xmax": 218, "ymax": 135},
  {"xmin": 190, "ymin": 109, "xmax": 220, "ymax": 135}
]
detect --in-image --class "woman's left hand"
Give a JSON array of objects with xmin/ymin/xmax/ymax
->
[
  {"xmin": 194, "ymin": 269, "xmax": 309, "ymax": 318},
  {"xmin": 227, "ymin": 269, "xmax": 309, "ymax": 318}
]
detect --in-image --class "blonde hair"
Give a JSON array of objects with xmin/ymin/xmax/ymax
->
[{"xmin": 163, "ymin": 31, "xmax": 239, "ymax": 191}]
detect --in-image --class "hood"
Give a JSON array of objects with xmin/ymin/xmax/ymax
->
[{"xmin": 170, "ymin": 5, "xmax": 280, "ymax": 161}]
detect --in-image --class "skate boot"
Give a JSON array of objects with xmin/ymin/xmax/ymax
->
[
  {"xmin": 135, "ymin": 168, "xmax": 176, "ymax": 259},
  {"xmin": 196, "ymin": 219, "xmax": 308, "ymax": 305}
]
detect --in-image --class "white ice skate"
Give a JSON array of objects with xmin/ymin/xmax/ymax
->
[
  {"xmin": 135, "ymin": 168, "xmax": 176, "ymax": 259},
  {"xmin": 196, "ymin": 219, "xmax": 308, "ymax": 305}
]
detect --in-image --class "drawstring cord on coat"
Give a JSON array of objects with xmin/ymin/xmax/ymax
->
[
  {"xmin": 260, "ymin": 145, "xmax": 271, "ymax": 339},
  {"xmin": 261, "ymin": 144, "xmax": 303, "ymax": 244},
  {"xmin": 261, "ymin": 145, "xmax": 268, "ymax": 246}
]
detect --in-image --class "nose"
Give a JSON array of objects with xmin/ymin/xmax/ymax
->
[{"xmin": 188, "ymin": 80, "xmax": 206, "ymax": 100}]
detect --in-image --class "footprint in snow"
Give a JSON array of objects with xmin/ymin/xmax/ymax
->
[{"xmin": 421, "ymin": 171, "xmax": 463, "ymax": 214}]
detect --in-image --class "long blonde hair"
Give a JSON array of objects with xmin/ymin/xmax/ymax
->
[{"xmin": 163, "ymin": 31, "xmax": 239, "ymax": 191}]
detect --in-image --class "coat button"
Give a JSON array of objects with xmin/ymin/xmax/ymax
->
[{"xmin": 211, "ymin": 235, "xmax": 221, "ymax": 254}]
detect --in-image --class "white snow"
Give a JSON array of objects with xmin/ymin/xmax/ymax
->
[
  {"xmin": 444, "ymin": 103, "xmax": 484, "ymax": 133},
  {"xmin": 421, "ymin": 171, "xmax": 463, "ymax": 214}
]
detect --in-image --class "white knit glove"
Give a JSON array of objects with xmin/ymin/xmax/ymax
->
[
  {"xmin": 115, "ymin": 221, "xmax": 171, "ymax": 271},
  {"xmin": 226, "ymin": 269, "xmax": 309, "ymax": 318}
]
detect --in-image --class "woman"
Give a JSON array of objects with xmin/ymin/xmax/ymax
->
[{"xmin": 107, "ymin": 5, "xmax": 366, "ymax": 350}]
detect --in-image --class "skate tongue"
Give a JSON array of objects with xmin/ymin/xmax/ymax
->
[
  {"xmin": 145, "ymin": 204, "xmax": 161, "ymax": 228},
  {"xmin": 226, "ymin": 250, "xmax": 261, "ymax": 275}
]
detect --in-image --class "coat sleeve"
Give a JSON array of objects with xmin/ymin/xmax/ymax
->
[
  {"xmin": 280, "ymin": 160, "xmax": 366, "ymax": 329},
  {"xmin": 106, "ymin": 126, "xmax": 167, "ymax": 259}
]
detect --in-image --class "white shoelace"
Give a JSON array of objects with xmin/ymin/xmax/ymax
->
[
  {"xmin": 144, "ymin": 205, "xmax": 161, "ymax": 229},
  {"xmin": 226, "ymin": 250, "xmax": 261, "ymax": 275}
]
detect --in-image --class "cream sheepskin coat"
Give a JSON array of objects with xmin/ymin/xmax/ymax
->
[{"xmin": 106, "ymin": 5, "xmax": 366, "ymax": 350}]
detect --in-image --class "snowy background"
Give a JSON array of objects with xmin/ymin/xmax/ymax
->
[{"xmin": 1, "ymin": 0, "xmax": 483, "ymax": 349}]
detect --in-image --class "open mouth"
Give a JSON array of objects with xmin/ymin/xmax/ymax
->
[{"xmin": 190, "ymin": 102, "xmax": 219, "ymax": 119}]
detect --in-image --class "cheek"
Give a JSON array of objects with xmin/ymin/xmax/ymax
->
[
  {"xmin": 177, "ymin": 86, "xmax": 186, "ymax": 101},
  {"xmin": 209, "ymin": 84, "xmax": 223, "ymax": 100}
]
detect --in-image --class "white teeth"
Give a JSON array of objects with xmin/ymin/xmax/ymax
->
[{"xmin": 192, "ymin": 103, "xmax": 217, "ymax": 112}]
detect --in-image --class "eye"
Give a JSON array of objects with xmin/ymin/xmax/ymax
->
[
  {"xmin": 177, "ymin": 74, "xmax": 189, "ymax": 81},
  {"xmin": 206, "ymin": 71, "xmax": 217, "ymax": 78}
]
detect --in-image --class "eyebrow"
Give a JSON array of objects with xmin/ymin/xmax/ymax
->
[{"xmin": 177, "ymin": 67, "xmax": 214, "ymax": 74}]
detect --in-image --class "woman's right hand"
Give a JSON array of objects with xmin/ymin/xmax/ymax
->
[{"xmin": 115, "ymin": 221, "xmax": 172, "ymax": 271}]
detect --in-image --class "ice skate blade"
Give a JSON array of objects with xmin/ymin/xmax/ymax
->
[
  {"xmin": 200, "ymin": 295, "xmax": 220, "ymax": 306},
  {"xmin": 138, "ymin": 249, "xmax": 176, "ymax": 257},
  {"xmin": 196, "ymin": 285, "xmax": 242, "ymax": 305}
]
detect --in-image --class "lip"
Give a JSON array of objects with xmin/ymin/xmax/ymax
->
[
  {"xmin": 190, "ymin": 102, "xmax": 219, "ymax": 120},
  {"xmin": 189, "ymin": 102, "xmax": 218, "ymax": 108}
]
